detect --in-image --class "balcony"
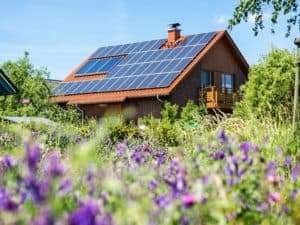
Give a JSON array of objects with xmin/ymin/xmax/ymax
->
[{"xmin": 199, "ymin": 86, "xmax": 242, "ymax": 109}]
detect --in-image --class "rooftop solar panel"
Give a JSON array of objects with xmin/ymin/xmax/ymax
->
[{"xmin": 53, "ymin": 32, "xmax": 217, "ymax": 97}]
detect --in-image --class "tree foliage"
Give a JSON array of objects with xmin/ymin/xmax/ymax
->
[
  {"xmin": 229, "ymin": 0, "xmax": 299, "ymax": 36},
  {"xmin": 0, "ymin": 53, "xmax": 80, "ymax": 123},
  {"xmin": 234, "ymin": 48, "xmax": 296, "ymax": 119}
]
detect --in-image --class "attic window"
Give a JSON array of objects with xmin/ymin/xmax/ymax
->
[{"xmin": 75, "ymin": 56, "xmax": 124, "ymax": 76}]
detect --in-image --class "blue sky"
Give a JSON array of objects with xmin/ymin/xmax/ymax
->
[{"xmin": 0, "ymin": 0, "xmax": 298, "ymax": 80}]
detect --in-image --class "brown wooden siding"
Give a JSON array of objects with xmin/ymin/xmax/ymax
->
[{"xmin": 170, "ymin": 37, "xmax": 247, "ymax": 108}]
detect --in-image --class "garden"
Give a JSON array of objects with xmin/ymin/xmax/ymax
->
[{"xmin": 0, "ymin": 47, "xmax": 300, "ymax": 225}]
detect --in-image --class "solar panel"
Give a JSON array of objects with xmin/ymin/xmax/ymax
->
[
  {"xmin": 75, "ymin": 57, "xmax": 123, "ymax": 77},
  {"xmin": 52, "ymin": 32, "xmax": 217, "ymax": 96}
]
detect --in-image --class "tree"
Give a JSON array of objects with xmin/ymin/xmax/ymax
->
[
  {"xmin": 0, "ymin": 53, "xmax": 80, "ymax": 123},
  {"xmin": 229, "ymin": 0, "xmax": 299, "ymax": 36},
  {"xmin": 234, "ymin": 49, "xmax": 296, "ymax": 120}
]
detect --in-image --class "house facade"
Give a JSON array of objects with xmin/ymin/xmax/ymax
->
[
  {"xmin": 0, "ymin": 69, "xmax": 17, "ymax": 96},
  {"xmin": 51, "ymin": 24, "xmax": 248, "ymax": 119}
]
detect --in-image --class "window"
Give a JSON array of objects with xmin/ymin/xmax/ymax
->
[
  {"xmin": 221, "ymin": 74, "xmax": 234, "ymax": 91},
  {"xmin": 200, "ymin": 70, "xmax": 213, "ymax": 88}
]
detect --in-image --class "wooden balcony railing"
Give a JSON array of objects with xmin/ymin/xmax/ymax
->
[{"xmin": 199, "ymin": 86, "xmax": 242, "ymax": 109}]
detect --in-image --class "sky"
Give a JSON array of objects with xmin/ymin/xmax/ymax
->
[{"xmin": 0, "ymin": 0, "xmax": 299, "ymax": 80}]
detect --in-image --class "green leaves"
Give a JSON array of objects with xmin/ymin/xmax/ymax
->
[
  {"xmin": 229, "ymin": 0, "xmax": 299, "ymax": 36},
  {"xmin": 234, "ymin": 48, "xmax": 296, "ymax": 120}
]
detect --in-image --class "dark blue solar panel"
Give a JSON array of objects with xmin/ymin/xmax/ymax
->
[
  {"xmin": 75, "ymin": 57, "xmax": 123, "ymax": 76},
  {"xmin": 53, "ymin": 32, "xmax": 217, "ymax": 96}
]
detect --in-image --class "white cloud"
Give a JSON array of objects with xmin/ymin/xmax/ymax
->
[{"xmin": 214, "ymin": 15, "xmax": 229, "ymax": 25}]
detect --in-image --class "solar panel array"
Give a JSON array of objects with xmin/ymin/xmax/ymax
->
[{"xmin": 53, "ymin": 32, "xmax": 217, "ymax": 96}]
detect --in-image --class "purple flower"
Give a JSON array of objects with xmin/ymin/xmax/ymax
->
[
  {"xmin": 59, "ymin": 179, "xmax": 73, "ymax": 194},
  {"xmin": 116, "ymin": 142, "xmax": 127, "ymax": 156},
  {"xmin": 291, "ymin": 189, "xmax": 299, "ymax": 200},
  {"xmin": 217, "ymin": 129, "xmax": 228, "ymax": 144},
  {"xmin": 131, "ymin": 150, "xmax": 145, "ymax": 165},
  {"xmin": 256, "ymin": 202, "xmax": 268, "ymax": 212},
  {"xmin": 45, "ymin": 151, "xmax": 65, "ymax": 177},
  {"xmin": 25, "ymin": 144, "xmax": 41, "ymax": 172},
  {"xmin": 153, "ymin": 151, "xmax": 167, "ymax": 166},
  {"xmin": 148, "ymin": 180, "xmax": 158, "ymax": 191},
  {"xmin": 180, "ymin": 216, "xmax": 189, "ymax": 225},
  {"xmin": 0, "ymin": 187, "xmax": 18, "ymax": 212},
  {"xmin": 182, "ymin": 194, "xmax": 198, "ymax": 208},
  {"xmin": 213, "ymin": 150, "xmax": 225, "ymax": 160},
  {"xmin": 1, "ymin": 155, "xmax": 16, "ymax": 169},
  {"xmin": 268, "ymin": 192, "xmax": 281, "ymax": 204},
  {"xmin": 25, "ymin": 175, "xmax": 49, "ymax": 203},
  {"xmin": 291, "ymin": 163, "xmax": 300, "ymax": 182},
  {"xmin": 284, "ymin": 156, "xmax": 292, "ymax": 168},
  {"xmin": 154, "ymin": 195, "xmax": 170, "ymax": 208},
  {"xmin": 68, "ymin": 200, "xmax": 100, "ymax": 225},
  {"xmin": 96, "ymin": 213, "xmax": 114, "ymax": 225},
  {"xmin": 33, "ymin": 210, "xmax": 54, "ymax": 225},
  {"xmin": 240, "ymin": 142, "xmax": 251, "ymax": 161}
]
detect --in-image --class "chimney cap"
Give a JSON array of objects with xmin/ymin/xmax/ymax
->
[{"xmin": 168, "ymin": 23, "xmax": 181, "ymax": 30}]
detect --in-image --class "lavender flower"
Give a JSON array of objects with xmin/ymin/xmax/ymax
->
[
  {"xmin": 1, "ymin": 155, "xmax": 16, "ymax": 169},
  {"xmin": 116, "ymin": 142, "xmax": 127, "ymax": 156},
  {"xmin": 291, "ymin": 163, "xmax": 300, "ymax": 182},
  {"xmin": 217, "ymin": 129, "xmax": 228, "ymax": 144},
  {"xmin": 213, "ymin": 150, "xmax": 225, "ymax": 160},
  {"xmin": 25, "ymin": 144, "xmax": 41, "ymax": 172},
  {"xmin": 45, "ymin": 151, "xmax": 65, "ymax": 177},
  {"xmin": 33, "ymin": 210, "xmax": 54, "ymax": 225},
  {"xmin": 0, "ymin": 187, "xmax": 18, "ymax": 212},
  {"xmin": 154, "ymin": 195, "xmax": 170, "ymax": 208},
  {"xmin": 68, "ymin": 200, "xmax": 100, "ymax": 225}
]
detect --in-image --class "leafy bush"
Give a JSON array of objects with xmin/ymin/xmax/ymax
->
[
  {"xmin": 0, "ymin": 53, "xmax": 80, "ymax": 124},
  {"xmin": 180, "ymin": 101, "xmax": 207, "ymax": 125},
  {"xmin": 234, "ymin": 49, "xmax": 296, "ymax": 120}
]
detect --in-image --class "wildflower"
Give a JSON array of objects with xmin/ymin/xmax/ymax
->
[
  {"xmin": 1, "ymin": 155, "xmax": 16, "ymax": 169},
  {"xmin": 25, "ymin": 175, "xmax": 49, "ymax": 203},
  {"xmin": 154, "ymin": 195, "xmax": 170, "ymax": 208},
  {"xmin": 291, "ymin": 163, "xmax": 300, "ymax": 182},
  {"xmin": 25, "ymin": 144, "xmax": 41, "ymax": 172},
  {"xmin": 268, "ymin": 192, "xmax": 281, "ymax": 204},
  {"xmin": 256, "ymin": 202, "xmax": 268, "ymax": 212},
  {"xmin": 0, "ymin": 187, "xmax": 18, "ymax": 212},
  {"xmin": 284, "ymin": 156, "xmax": 292, "ymax": 168},
  {"xmin": 131, "ymin": 150, "xmax": 145, "ymax": 165},
  {"xmin": 240, "ymin": 142, "xmax": 251, "ymax": 161},
  {"xmin": 96, "ymin": 213, "xmax": 114, "ymax": 225},
  {"xmin": 148, "ymin": 180, "xmax": 158, "ymax": 191},
  {"xmin": 45, "ymin": 151, "xmax": 65, "ymax": 177},
  {"xmin": 180, "ymin": 216, "xmax": 189, "ymax": 225},
  {"xmin": 182, "ymin": 194, "xmax": 198, "ymax": 208},
  {"xmin": 116, "ymin": 142, "xmax": 127, "ymax": 156},
  {"xmin": 33, "ymin": 210, "xmax": 54, "ymax": 225},
  {"xmin": 59, "ymin": 179, "xmax": 73, "ymax": 194},
  {"xmin": 291, "ymin": 189, "xmax": 299, "ymax": 200},
  {"xmin": 213, "ymin": 150, "xmax": 225, "ymax": 160},
  {"xmin": 68, "ymin": 200, "xmax": 100, "ymax": 225},
  {"xmin": 217, "ymin": 129, "xmax": 228, "ymax": 144}
]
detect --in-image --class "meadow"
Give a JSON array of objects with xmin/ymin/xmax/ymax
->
[{"xmin": 0, "ymin": 49, "xmax": 299, "ymax": 225}]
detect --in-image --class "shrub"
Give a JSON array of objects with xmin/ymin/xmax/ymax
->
[{"xmin": 234, "ymin": 49, "xmax": 296, "ymax": 120}]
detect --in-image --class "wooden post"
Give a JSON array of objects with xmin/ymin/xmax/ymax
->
[{"xmin": 293, "ymin": 38, "xmax": 300, "ymax": 132}]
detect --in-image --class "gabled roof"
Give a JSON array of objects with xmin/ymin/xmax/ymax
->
[
  {"xmin": 51, "ymin": 31, "xmax": 248, "ymax": 104},
  {"xmin": 0, "ymin": 69, "xmax": 17, "ymax": 96}
]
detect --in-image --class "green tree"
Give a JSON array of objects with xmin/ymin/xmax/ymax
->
[
  {"xmin": 229, "ymin": 0, "xmax": 299, "ymax": 36},
  {"xmin": 234, "ymin": 49, "xmax": 296, "ymax": 120},
  {"xmin": 0, "ymin": 53, "xmax": 80, "ymax": 123}
]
